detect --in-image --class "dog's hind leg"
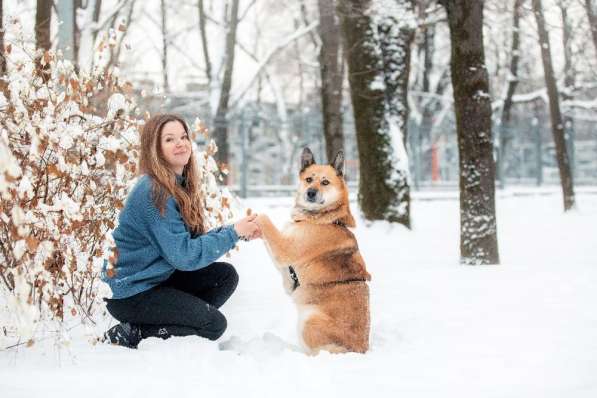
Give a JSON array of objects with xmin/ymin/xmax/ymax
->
[
  {"xmin": 301, "ymin": 314, "xmax": 348, "ymax": 355},
  {"xmin": 316, "ymin": 344, "xmax": 349, "ymax": 355}
]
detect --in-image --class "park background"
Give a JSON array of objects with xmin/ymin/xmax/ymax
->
[{"xmin": 1, "ymin": 1, "xmax": 596, "ymax": 397}]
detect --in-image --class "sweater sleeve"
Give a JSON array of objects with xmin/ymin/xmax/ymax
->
[{"xmin": 138, "ymin": 188, "xmax": 239, "ymax": 271}]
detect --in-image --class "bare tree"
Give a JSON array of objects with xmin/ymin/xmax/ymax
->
[
  {"xmin": 532, "ymin": 0, "xmax": 575, "ymax": 210},
  {"xmin": 559, "ymin": 0, "xmax": 576, "ymax": 178},
  {"xmin": 414, "ymin": 1, "xmax": 436, "ymax": 184},
  {"xmin": 337, "ymin": 0, "xmax": 414, "ymax": 227},
  {"xmin": 584, "ymin": 0, "xmax": 597, "ymax": 59},
  {"xmin": 160, "ymin": 0, "xmax": 170, "ymax": 93},
  {"xmin": 439, "ymin": 0, "xmax": 500, "ymax": 264},
  {"xmin": 377, "ymin": 1, "xmax": 415, "ymax": 227},
  {"xmin": 497, "ymin": 0, "xmax": 523, "ymax": 188},
  {"xmin": 198, "ymin": 0, "xmax": 212, "ymax": 82},
  {"xmin": 35, "ymin": 0, "xmax": 53, "ymax": 82},
  {"xmin": 214, "ymin": 0, "xmax": 240, "ymax": 174},
  {"xmin": 73, "ymin": 0, "xmax": 103, "ymax": 72},
  {"xmin": 76, "ymin": 0, "xmax": 133, "ymax": 72},
  {"xmin": 318, "ymin": 0, "xmax": 345, "ymax": 161},
  {"xmin": 410, "ymin": 1, "xmax": 450, "ymax": 186},
  {"xmin": 35, "ymin": 0, "xmax": 53, "ymax": 52},
  {"xmin": 0, "ymin": 0, "xmax": 5, "ymax": 76},
  {"xmin": 293, "ymin": 15, "xmax": 306, "ymax": 109},
  {"xmin": 103, "ymin": 1, "xmax": 136, "ymax": 71},
  {"xmin": 73, "ymin": 0, "xmax": 82, "ymax": 72},
  {"xmin": 92, "ymin": 0, "xmax": 103, "ymax": 44},
  {"xmin": 77, "ymin": 0, "xmax": 98, "ymax": 72}
]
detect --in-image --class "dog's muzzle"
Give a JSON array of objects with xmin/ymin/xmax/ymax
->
[{"xmin": 306, "ymin": 188, "xmax": 318, "ymax": 203}]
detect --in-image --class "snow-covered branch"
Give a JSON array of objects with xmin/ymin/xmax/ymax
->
[{"xmin": 230, "ymin": 20, "xmax": 319, "ymax": 109}]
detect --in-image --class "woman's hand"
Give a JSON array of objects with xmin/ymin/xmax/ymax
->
[{"xmin": 234, "ymin": 214, "xmax": 261, "ymax": 241}]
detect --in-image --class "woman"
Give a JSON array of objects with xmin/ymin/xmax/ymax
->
[{"xmin": 101, "ymin": 114, "xmax": 260, "ymax": 349}]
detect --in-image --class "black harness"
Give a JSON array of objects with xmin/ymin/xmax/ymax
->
[
  {"xmin": 286, "ymin": 216, "xmax": 363, "ymax": 293},
  {"xmin": 287, "ymin": 265, "xmax": 367, "ymax": 293},
  {"xmin": 288, "ymin": 266, "xmax": 300, "ymax": 291}
]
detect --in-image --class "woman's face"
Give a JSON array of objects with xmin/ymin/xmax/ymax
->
[{"xmin": 159, "ymin": 120, "xmax": 192, "ymax": 175}]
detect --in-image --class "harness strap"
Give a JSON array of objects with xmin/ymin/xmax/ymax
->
[
  {"xmin": 287, "ymin": 266, "xmax": 366, "ymax": 293},
  {"xmin": 316, "ymin": 278, "xmax": 368, "ymax": 288},
  {"xmin": 288, "ymin": 266, "xmax": 300, "ymax": 291}
]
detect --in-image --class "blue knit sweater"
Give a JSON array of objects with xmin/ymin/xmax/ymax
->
[{"xmin": 101, "ymin": 174, "xmax": 239, "ymax": 299}]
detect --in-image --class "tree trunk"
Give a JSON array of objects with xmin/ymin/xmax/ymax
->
[
  {"xmin": 439, "ymin": 0, "xmax": 500, "ymax": 264},
  {"xmin": 198, "ymin": 0, "xmax": 212, "ymax": 83},
  {"xmin": 102, "ymin": 0, "xmax": 136, "ymax": 72},
  {"xmin": 0, "ymin": 0, "xmax": 5, "ymax": 76},
  {"xmin": 414, "ymin": 0, "xmax": 440, "ymax": 185},
  {"xmin": 559, "ymin": 1, "xmax": 575, "ymax": 181},
  {"xmin": 584, "ymin": 0, "xmax": 597, "ymax": 60},
  {"xmin": 337, "ymin": 0, "xmax": 413, "ymax": 227},
  {"xmin": 294, "ymin": 16, "xmax": 306, "ymax": 110},
  {"xmin": 301, "ymin": 0, "xmax": 321, "ymax": 48},
  {"xmin": 497, "ymin": 0, "xmax": 523, "ymax": 188},
  {"xmin": 160, "ymin": 0, "xmax": 170, "ymax": 93},
  {"xmin": 214, "ymin": 0, "xmax": 240, "ymax": 177},
  {"xmin": 532, "ymin": 0, "xmax": 575, "ymax": 210},
  {"xmin": 318, "ymin": 0, "xmax": 345, "ymax": 162},
  {"xmin": 109, "ymin": 0, "xmax": 136, "ymax": 69},
  {"xmin": 73, "ymin": 0, "xmax": 82, "ymax": 73},
  {"xmin": 35, "ymin": 0, "xmax": 53, "ymax": 82},
  {"xmin": 36, "ymin": 0, "xmax": 53, "ymax": 51},
  {"xmin": 92, "ymin": 0, "xmax": 103, "ymax": 45},
  {"xmin": 377, "ymin": 3, "xmax": 415, "ymax": 228},
  {"xmin": 420, "ymin": 5, "xmax": 435, "ymax": 141}
]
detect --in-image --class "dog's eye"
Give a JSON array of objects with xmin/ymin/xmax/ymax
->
[
  {"xmin": 306, "ymin": 177, "xmax": 313, "ymax": 183},
  {"xmin": 322, "ymin": 180, "xmax": 329, "ymax": 186}
]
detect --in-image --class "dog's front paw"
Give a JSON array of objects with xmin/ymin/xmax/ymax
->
[{"xmin": 255, "ymin": 214, "xmax": 270, "ymax": 227}]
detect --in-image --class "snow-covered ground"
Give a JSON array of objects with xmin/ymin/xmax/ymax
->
[{"xmin": 2, "ymin": 190, "xmax": 597, "ymax": 398}]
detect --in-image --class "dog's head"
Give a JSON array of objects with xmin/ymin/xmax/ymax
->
[{"xmin": 296, "ymin": 147, "xmax": 347, "ymax": 211}]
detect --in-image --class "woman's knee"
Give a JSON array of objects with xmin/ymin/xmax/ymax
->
[
  {"xmin": 217, "ymin": 262, "xmax": 239, "ymax": 291},
  {"xmin": 104, "ymin": 297, "xmax": 138, "ymax": 323},
  {"xmin": 204, "ymin": 311, "xmax": 227, "ymax": 340}
]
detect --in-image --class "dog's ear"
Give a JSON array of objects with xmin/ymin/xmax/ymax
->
[
  {"xmin": 331, "ymin": 151, "xmax": 344, "ymax": 177},
  {"xmin": 300, "ymin": 147, "xmax": 316, "ymax": 172}
]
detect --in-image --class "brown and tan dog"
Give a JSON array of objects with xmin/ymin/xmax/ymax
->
[{"xmin": 256, "ymin": 147, "xmax": 371, "ymax": 355}]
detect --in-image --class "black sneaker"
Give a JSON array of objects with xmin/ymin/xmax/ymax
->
[{"xmin": 102, "ymin": 323, "xmax": 142, "ymax": 349}]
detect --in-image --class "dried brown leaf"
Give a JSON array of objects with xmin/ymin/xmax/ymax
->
[
  {"xmin": 26, "ymin": 236, "xmax": 39, "ymax": 253},
  {"xmin": 106, "ymin": 267, "xmax": 116, "ymax": 278}
]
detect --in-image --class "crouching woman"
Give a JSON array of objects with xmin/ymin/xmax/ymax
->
[{"xmin": 101, "ymin": 114, "xmax": 259, "ymax": 349}]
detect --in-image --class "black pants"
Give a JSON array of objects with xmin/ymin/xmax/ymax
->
[{"xmin": 105, "ymin": 262, "xmax": 238, "ymax": 341}]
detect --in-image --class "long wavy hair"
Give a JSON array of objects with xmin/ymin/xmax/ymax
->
[{"xmin": 139, "ymin": 114, "xmax": 205, "ymax": 235}]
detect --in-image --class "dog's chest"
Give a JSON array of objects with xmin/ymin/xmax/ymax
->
[
  {"xmin": 282, "ymin": 222, "xmax": 322, "ymax": 242},
  {"xmin": 261, "ymin": 223, "xmax": 302, "ymax": 267},
  {"xmin": 282, "ymin": 222, "xmax": 304, "ymax": 236}
]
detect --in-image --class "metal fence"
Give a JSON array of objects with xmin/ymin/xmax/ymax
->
[{"xmin": 143, "ymin": 93, "xmax": 597, "ymax": 197}]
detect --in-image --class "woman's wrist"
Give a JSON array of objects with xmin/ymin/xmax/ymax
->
[{"xmin": 229, "ymin": 224, "xmax": 241, "ymax": 241}]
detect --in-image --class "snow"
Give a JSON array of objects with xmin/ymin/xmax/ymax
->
[
  {"xmin": 106, "ymin": 93, "xmax": 128, "ymax": 119},
  {"xmin": 387, "ymin": 115, "xmax": 411, "ymax": 184},
  {"xmin": 2, "ymin": 190, "xmax": 597, "ymax": 397}
]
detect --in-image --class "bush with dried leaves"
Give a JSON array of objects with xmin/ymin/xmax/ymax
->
[{"xmin": 0, "ymin": 19, "xmax": 237, "ymax": 346}]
